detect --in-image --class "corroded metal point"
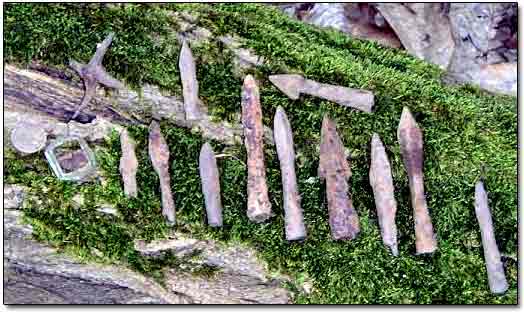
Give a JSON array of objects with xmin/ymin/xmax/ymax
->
[
  {"xmin": 119, "ymin": 128, "xmax": 138, "ymax": 198},
  {"xmin": 269, "ymin": 74, "xmax": 304, "ymax": 100},
  {"xmin": 474, "ymin": 180, "xmax": 509, "ymax": 295},
  {"xmin": 273, "ymin": 106, "xmax": 293, "ymax": 147},
  {"xmin": 244, "ymin": 74, "xmax": 257, "ymax": 89},
  {"xmin": 199, "ymin": 142, "xmax": 223, "ymax": 227},
  {"xmin": 397, "ymin": 106, "xmax": 418, "ymax": 135},
  {"xmin": 370, "ymin": 132, "xmax": 399, "ymax": 256},
  {"xmin": 371, "ymin": 133, "xmax": 381, "ymax": 149},
  {"xmin": 200, "ymin": 141, "xmax": 214, "ymax": 158},
  {"xmin": 319, "ymin": 115, "xmax": 350, "ymax": 180}
]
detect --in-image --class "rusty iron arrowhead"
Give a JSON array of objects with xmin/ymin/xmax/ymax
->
[
  {"xmin": 269, "ymin": 74, "xmax": 305, "ymax": 100},
  {"xmin": 318, "ymin": 116, "xmax": 360, "ymax": 240},
  {"xmin": 397, "ymin": 107, "xmax": 437, "ymax": 254},
  {"xmin": 119, "ymin": 128, "xmax": 138, "ymax": 198},
  {"xmin": 241, "ymin": 75, "xmax": 272, "ymax": 223},
  {"xmin": 179, "ymin": 39, "xmax": 202, "ymax": 121},
  {"xmin": 148, "ymin": 121, "xmax": 176, "ymax": 224},
  {"xmin": 274, "ymin": 106, "xmax": 307, "ymax": 241},
  {"xmin": 269, "ymin": 74, "xmax": 374, "ymax": 112},
  {"xmin": 475, "ymin": 180, "xmax": 508, "ymax": 295},
  {"xmin": 199, "ymin": 142, "xmax": 223, "ymax": 227},
  {"xmin": 370, "ymin": 133, "xmax": 398, "ymax": 256}
]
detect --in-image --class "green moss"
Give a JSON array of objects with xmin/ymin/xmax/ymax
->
[{"xmin": 4, "ymin": 3, "xmax": 517, "ymax": 304}]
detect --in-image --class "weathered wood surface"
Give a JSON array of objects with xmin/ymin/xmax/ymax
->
[{"xmin": 4, "ymin": 64, "xmax": 247, "ymax": 145}]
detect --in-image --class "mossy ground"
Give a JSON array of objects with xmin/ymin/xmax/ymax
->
[{"xmin": 4, "ymin": 3, "xmax": 517, "ymax": 304}]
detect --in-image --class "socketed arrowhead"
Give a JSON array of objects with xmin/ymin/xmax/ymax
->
[
  {"xmin": 148, "ymin": 121, "xmax": 176, "ymax": 224},
  {"xmin": 475, "ymin": 181, "xmax": 508, "ymax": 295},
  {"xmin": 179, "ymin": 39, "xmax": 202, "ymax": 121},
  {"xmin": 119, "ymin": 128, "xmax": 138, "ymax": 198},
  {"xmin": 397, "ymin": 107, "xmax": 437, "ymax": 254},
  {"xmin": 241, "ymin": 75, "xmax": 272, "ymax": 222},
  {"xmin": 274, "ymin": 106, "xmax": 307, "ymax": 241},
  {"xmin": 318, "ymin": 116, "xmax": 359, "ymax": 240},
  {"xmin": 199, "ymin": 142, "xmax": 223, "ymax": 227},
  {"xmin": 370, "ymin": 133, "xmax": 398, "ymax": 256}
]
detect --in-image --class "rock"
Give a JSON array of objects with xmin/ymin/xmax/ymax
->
[
  {"xmin": 279, "ymin": 3, "xmax": 402, "ymax": 49},
  {"xmin": 375, "ymin": 3, "xmax": 455, "ymax": 69},
  {"xmin": 71, "ymin": 193, "xmax": 85, "ymax": 208},
  {"xmin": 302, "ymin": 3, "xmax": 351, "ymax": 33},
  {"xmin": 165, "ymin": 270, "xmax": 289, "ymax": 304},
  {"xmin": 132, "ymin": 234, "xmax": 293, "ymax": 303},
  {"xmin": 5, "ymin": 206, "xmax": 291, "ymax": 304},
  {"xmin": 134, "ymin": 237, "xmax": 199, "ymax": 258},
  {"xmin": 445, "ymin": 3, "xmax": 517, "ymax": 96},
  {"xmin": 4, "ymin": 184, "xmax": 27, "ymax": 209},
  {"xmin": 96, "ymin": 204, "xmax": 119, "ymax": 217},
  {"xmin": 3, "ymin": 209, "xmax": 187, "ymax": 304}
]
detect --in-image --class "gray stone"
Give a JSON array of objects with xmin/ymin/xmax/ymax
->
[
  {"xmin": 375, "ymin": 3, "xmax": 455, "ymax": 70},
  {"xmin": 4, "ymin": 185, "xmax": 26, "ymax": 209},
  {"xmin": 165, "ymin": 270, "xmax": 289, "ymax": 304},
  {"xmin": 445, "ymin": 3, "xmax": 517, "ymax": 96},
  {"xmin": 4, "ymin": 209, "xmax": 186, "ymax": 304}
]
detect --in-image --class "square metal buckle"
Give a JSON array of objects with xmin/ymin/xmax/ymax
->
[{"xmin": 44, "ymin": 136, "xmax": 97, "ymax": 182}]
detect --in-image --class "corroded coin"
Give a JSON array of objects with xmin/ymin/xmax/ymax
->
[{"xmin": 10, "ymin": 121, "xmax": 47, "ymax": 154}]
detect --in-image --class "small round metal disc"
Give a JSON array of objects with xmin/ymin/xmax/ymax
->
[{"xmin": 11, "ymin": 122, "xmax": 47, "ymax": 154}]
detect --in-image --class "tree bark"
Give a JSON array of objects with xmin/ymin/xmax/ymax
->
[{"xmin": 4, "ymin": 64, "xmax": 247, "ymax": 145}]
